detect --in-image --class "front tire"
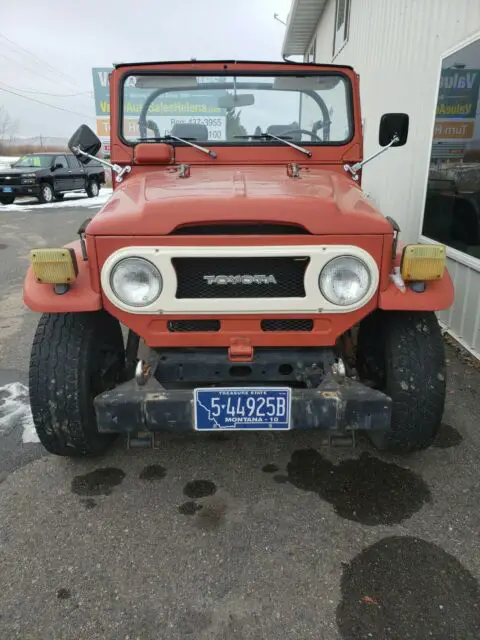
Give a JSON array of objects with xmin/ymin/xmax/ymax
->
[
  {"xmin": 0, "ymin": 195, "xmax": 15, "ymax": 205},
  {"xmin": 29, "ymin": 312, "xmax": 125, "ymax": 456},
  {"xmin": 357, "ymin": 311, "xmax": 446, "ymax": 453},
  {"xmin": 38, "ymin": 183, "xmax": 54, "ymax": 204},
  {"xmin": 86, "ymin": 179, "xmax": 99, "ymax": 198}
]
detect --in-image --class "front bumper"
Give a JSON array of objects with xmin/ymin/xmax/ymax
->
[
  {"xmin": 0, "ymin": 184, "xmax": 40, "ymax": 197},
  {"xmin": 94, "ymin": 378, "xmax": 392, "ymax": 434}
]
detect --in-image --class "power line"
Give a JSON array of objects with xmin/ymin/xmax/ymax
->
[
  {"xmin": 0, "ymin": 31, "xmax": 82, "ymax": 89},
  {"xmin": 0, "ymin": 84, "xmax": 95, "ymax": 120},
  {"xmin": 0, "ymin": 52, "xmax": 83, "ymax": 93},
  {"xmin": 0, "ymin": 80, "xmax": 93, "ymax": 98}
]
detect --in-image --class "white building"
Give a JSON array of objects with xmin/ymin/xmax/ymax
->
[{"xmin": 283, "ymin": 0, "xmax": 480, "ymax": 356}]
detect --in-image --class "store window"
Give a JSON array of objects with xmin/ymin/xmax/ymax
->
[
  {"xmin": 333, "ymin": 0, "xmax": 350, "ymax": 57},
  {"xmin": 422, "ymin": 37, "xmax": 480, "ymax": 260}
]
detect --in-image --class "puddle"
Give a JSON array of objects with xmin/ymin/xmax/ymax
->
[
  {"xmin": 183, "ymin": 480, "xmax": 217, "ymax": 499},
  {"xmin": 56, "ymin": 588, "xmax": 71, "ymax": 600},
  {"xmin": 262, "ymin": 464, "xmax": 279, "ymax": 473},
  {"xmin": 337, "ymin": 536, "xmax": 480, "ymax": 640},
  {"xmin": 194, "ymin": 497, "xmax": 228, "ymax": 530},
  {"xmin": 433, "ymin": 423, "xmax": 464, "ymax": 449},
  {"xmin": 178, "ymin": 501, "xmax": 203, "ymax": 515},
  {"xmin": 80, "ymin": 498, "xmax": 96, "ymax": 509},
  {"xmin": 71, "ymin": 468, "xmax": 125, "ymax": 496},
  {"xmin": 139, "ymin": 465, "xmax": 166, "ymax": 481},
  {"xmin": 274, "ymin": 450, "xmax": 431, "ymax": 525}
]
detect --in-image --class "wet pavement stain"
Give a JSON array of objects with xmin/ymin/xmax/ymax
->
[
  {"xmin": 80, "ymin": 498, "xmax": 96, "ymax": 509},
  {"xmin": 56, "ymin": 588, "xmax": 71, "ymax": 600},
  {"xmin": 178, "ymin": 501, "xmax": 203, "ymax": 516},
  {"xmin": 206, "ymin": 432, "xmax": 230, "ymax": 442},
  {"xmin": 274, "ymin": 449, "xmax": 431, "ymax": 525},
  {"xmin": 71, "ymin": 468, "xmax": 125, "ymax": 497},
  {"xmin": 262, "ymin": 463, "xmax": 279, "ymax": 473},
  {"xmin": 433, "ymin": 423, "xmax": 464, "ymax": 449},
  {"xmin": 0, "ymin": 244, "xmax": 7, "ymax": 250},
  {"xmin": 139, "ymin": 464, "xmax": 166, "ymax": 481},
  {"xmin": 194, "ymin": 497, "xmax": 228, "ymax": 530},
  {"xmin": 337, "ymin": 536, "xmax": 480, "ymax": 640},
  {"xmin": 183, "ymin": 479, "xmax": 217, "ymax": 499}
]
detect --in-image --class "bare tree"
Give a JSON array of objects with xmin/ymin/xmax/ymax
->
[{"xmin": 0, "ymin": 107, "xmax": 19, "ymax": 152}]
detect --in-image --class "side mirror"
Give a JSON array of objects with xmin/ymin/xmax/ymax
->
[
  {"xmin": 68, "ymin": 124, "xmax": 102, "ymax": 164},
  {"xmin": 379, "ymin": 113, "xmax": 409, "ymax": 147},
  {"xmin": 51, "ymin": 163, "xmax": 63, "ymax": 171}
]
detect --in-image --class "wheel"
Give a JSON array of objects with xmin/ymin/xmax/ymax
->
[
  {"xmin": 29, "ymin": 311, "xmax": 125, "ymax": 456},
  {"xmin": 86, "ymin": 179, "xmax": 99, "ymax": 198},
  {"xmin": 38, "ymin": 183, "xmax": 54, "ymax": 204},
  {"xmin": 357, "ymin": 310, "xmax": 446, "ymax": 453},
  {"xmin": 0, "ymin": 195, "xmax": 15, "ymax": 205},
  {"xmin": 54, "ymin": 193, "xmax": 65, "ymax": 201}
]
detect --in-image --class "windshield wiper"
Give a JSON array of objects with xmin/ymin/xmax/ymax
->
[
  {"xmin": 234, "ymin": 133, "xmax": 312, "ymax": 158},
  {"xmin": 138, "ymin": 135, "xmax": 217, "ymax": 159}
]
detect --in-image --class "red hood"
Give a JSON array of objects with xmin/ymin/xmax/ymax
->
[{"xmin": 87, "ymin": 166, "xmax": 391, "ymax": 236}]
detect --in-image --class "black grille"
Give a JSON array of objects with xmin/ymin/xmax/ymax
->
[
  {"xmin": 261, "ymin": 319, "xmax": 314, "ymax": 332},
  {"xmin": 167, "ymin": 319, "xmax": 220, "ymax": 332},
  {"xmin": 171, "ymin": 223, "xmax": 310, "ymax": 235},
  {"xmin": 0, "ymin": 176, "xmax": 18, "ymax": 185},
  {"xmin": 173, "ymin": 257, "xmax": 308, "ymax": 299}
]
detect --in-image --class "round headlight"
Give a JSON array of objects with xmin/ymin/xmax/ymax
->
[
  {"xmin": 319, "ymin": 256, "xmax": 371, "ymax": 306},
  {"xmin": 110, "ymin": 257, "xmax": 162, "ymax": 307}
]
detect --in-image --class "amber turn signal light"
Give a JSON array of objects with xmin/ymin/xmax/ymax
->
[
  {"xmin": 29, "ymin": 248, "xmax": 78, "ymax": 284},
  {"xmin": 400, "ymin": 244, "xmax": 446, "ymax": 281}
]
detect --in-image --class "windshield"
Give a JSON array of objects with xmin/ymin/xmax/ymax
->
[
  {"xmin": 13, "ymin": 155, "xmax": 54, "ymax": 168},
  {"xmin": 121, "ymin": 73, "xmax": 352, "ymax": 145}
]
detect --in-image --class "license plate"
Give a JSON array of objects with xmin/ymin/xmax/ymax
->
[
  {"xmin": 194, "ymin": 387, "xmax": 291, "ymax": 431},
  {"xmin": 2, "ymin": 187, "xmax": 13, "ymax": 193}
]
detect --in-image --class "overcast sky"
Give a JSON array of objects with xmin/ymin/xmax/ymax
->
[{"xmin": 0, "ymin": 0, "xmax": 292, "ymax": 138}]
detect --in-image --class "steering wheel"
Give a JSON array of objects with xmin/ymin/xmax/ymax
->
[{"xmin": 275, "ymin": 128, "xmax": 321, "ymax": 142}]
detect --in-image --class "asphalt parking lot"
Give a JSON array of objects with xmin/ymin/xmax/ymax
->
[{"xmin": 0, "ymin": 195, "xmax": 479, "ymax": 639}]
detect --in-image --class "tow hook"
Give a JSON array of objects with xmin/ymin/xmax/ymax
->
[
  {"xmin": 332, "ymin": 358, "xmax": 346, "ymax": 382},
  {"xmin": 135, "ymin": 360, "xmax": 152, "ymax": 386}
]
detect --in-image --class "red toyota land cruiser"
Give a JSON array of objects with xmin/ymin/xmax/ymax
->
[{"xmin": 23, "ymin": 60, "xmax": 453, "ymax": 456}]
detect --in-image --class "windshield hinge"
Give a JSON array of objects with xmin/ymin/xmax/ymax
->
[
  {"xmin": 287, "ymin": 162, "xmax": 301, "ymax": 178},
  {"xmin": 178, "ymin": 163, "xmax": 191, "ymax": 179}
]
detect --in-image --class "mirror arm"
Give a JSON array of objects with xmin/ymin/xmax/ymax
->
[
  {"xmin": 72, "ymin": 146, "xmax": 132, "ymax": 183},
  {"xmin": 344, "ymin": 134, "xmax": 399, "ymax": 181}
]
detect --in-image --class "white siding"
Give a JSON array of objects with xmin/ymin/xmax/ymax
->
[{"xmin": 313, "ymin": 0, "xmax": 480, "ymax": 354}]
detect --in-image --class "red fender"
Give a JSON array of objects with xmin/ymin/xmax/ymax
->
[
  {"xmin": 379, "ymin": 246, "xmax": 454, "ymax": 311},
  {"xmin": 23, "ymin": 240, "xmax": 102, "ymax": 313}
]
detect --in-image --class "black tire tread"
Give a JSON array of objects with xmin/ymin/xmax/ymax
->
[
  {"xmin": 29, "ymin": 312, "xmax": 123, "ymax": 456},
  {"xmin": 358, "ymin": 311, "xmax": 446, "ymax": 453}
]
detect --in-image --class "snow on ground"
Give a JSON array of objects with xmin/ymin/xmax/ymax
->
[
  {"xmin": 0, "ymin": 382, "xmax": 39, "ymax": 443},
  {"xmin": 0, "ymin": 188, "xmax": 113, "ymax": 212},
  {"xmin": 0, "ymin": 156, "xmax": 19, "ymax": 169}
]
